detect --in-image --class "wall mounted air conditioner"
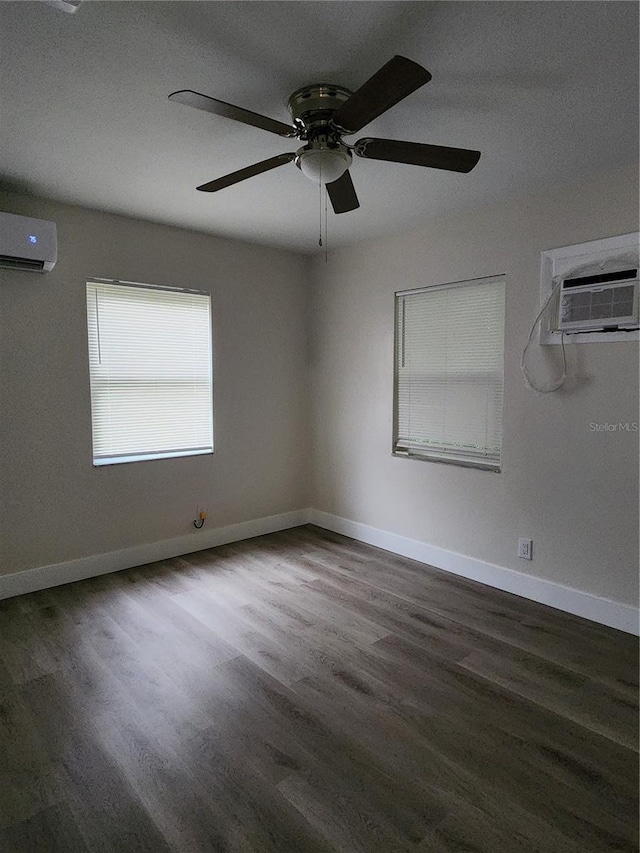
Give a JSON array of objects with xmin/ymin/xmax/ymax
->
[
  {"xmin": 557, "ymin": 267, "xmax": 639, "ymax": 333},
  {"xmin": 0, "ymin": 211, "xmax": 58, "ymax": 273}
]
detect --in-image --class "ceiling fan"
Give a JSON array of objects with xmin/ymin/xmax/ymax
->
[{"xmin": 169, "ymin": 56, "xmax": 481, "ymax": 214}]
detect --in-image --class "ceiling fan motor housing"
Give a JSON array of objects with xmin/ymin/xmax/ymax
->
[
  {"xmin": 288, "ymin": 83, "xmax": 352, "ymax": 133},
  {"xmin": 288, "ymin": 84, "xmax": 354, "ymax": 183}
]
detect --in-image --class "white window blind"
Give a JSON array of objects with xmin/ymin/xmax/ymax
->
[
  {"xmin": 86, "ymin": 279, "xmax": 213, "ymax": 466},
  {"xmin": 394, "ymin": 275, "xmax": 505, "ymax": 471}
]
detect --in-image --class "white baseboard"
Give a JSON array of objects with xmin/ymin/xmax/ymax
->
[
  {"xmin": 308, "ymin": 509, "xmax": 639, "ymax": 636},
  {"xmin": 2, "ymin": 506, "xmax": 637, "ymax": 636},
  {"xmin": 0, "ymin": 509, "xmax": 312, "ymax": 601}
]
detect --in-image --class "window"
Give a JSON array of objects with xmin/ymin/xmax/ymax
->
[
  {"xmin": 394, "ymin": 275, "xmax": 505, "ymax": 471},
  {"xmin": 86, "ymin": 278, "xmax": 213, "ymax": 466}
]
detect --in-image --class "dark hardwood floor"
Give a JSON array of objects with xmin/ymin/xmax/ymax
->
[{"xmin": 0, "ymin": 524, "xmax": 637, "ymax": 852}]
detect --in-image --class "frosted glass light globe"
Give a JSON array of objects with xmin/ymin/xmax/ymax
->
[{"xmin": 297, "ymin": 148, "xmax": 352, "ymax": 184}]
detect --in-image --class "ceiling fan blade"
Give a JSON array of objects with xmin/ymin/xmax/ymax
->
[
  {"xmin": 332, "ymin": 56, "xmax": 431, "ymax": 135},
  {"xmin": 355, "ymin": 138, "xmax": 481, "ymax": 173},
  {"xmin": 326, "ymin": 170, "xmax": 360, "ymax": 214},
  {"xmin": 169, "ymin": 89, "xmax": 295, "ymax": 138},
  {"xmin": 196, "ymin": 153, "xmax": 296, "ymax": 192}
]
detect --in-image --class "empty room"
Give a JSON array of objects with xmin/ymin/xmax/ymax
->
[{"xmin": 0, "ymin": 1, "xmax": 638, "ymax": 851}]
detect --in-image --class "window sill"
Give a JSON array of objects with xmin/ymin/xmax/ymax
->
[
  {"xmin": 93, "ymin": 448, "xmax": 213, "ymax": 466},
  {"xmin": 392, "ymin": 450, "xmax": 500, "ymax": 473}
]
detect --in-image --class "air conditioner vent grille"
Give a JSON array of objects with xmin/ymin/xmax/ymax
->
[
  {"xmin": 559, "ymin": 280, "xmax": 638, "ymax": 332},
  {"xmin": 563, "ymin": 268, "xmax": 637, "ymax": 288},
  {"xmin": 0, "ymin": 255, "xmax": 45, "ymax": 271}
]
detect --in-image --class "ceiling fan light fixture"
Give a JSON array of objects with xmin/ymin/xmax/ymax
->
[
  {"xmin": 170, "ymin": 55, "xmax": 481, "ymax": 214},
  {"xmin": 296, "ymin": 147, "xmax": 352, "ymax": 184}
]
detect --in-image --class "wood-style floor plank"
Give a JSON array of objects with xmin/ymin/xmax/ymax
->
[
  {"xmin": 0, "ymin": 525, "xmax": 637, "ymax": 851},
  {"xmin": 0, "ymin": 803, "xmax": 89, "ymax": 853}
]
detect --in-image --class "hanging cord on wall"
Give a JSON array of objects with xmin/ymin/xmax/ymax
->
[{"xmin": 521, "ymin": 277, "xmax": 567, "ymax": 393}]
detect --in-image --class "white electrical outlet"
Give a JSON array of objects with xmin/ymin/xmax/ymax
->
[{"xmin": 518, "ymin": 538, "xmax": 533, "ymax": 560}]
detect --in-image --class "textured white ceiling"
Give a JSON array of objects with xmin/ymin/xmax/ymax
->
[{"xmin": 1, "ymin": 1, "xmax": 638, "ymax": 253}]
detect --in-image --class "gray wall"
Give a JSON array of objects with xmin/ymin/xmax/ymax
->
[
  {"xmin": 2, "ymin": 167, "xmax": 638, "ymax": 611},
  {"xmin": 0, "ymin": 192, "xmax": 310, "ymax": 574},
  {"xmin": 309, "ymin": 165, "xmax": 639, "ymax": 606}
]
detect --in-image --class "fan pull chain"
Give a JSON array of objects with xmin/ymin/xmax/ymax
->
[
  {"xmin": 324, "ymin": 184, "xmax": 328, "ymax": 263},
  {"xmin": 318, "ymin": 163, "xmax": 323, "ymax": 248},
  {"xmin": 318, "ymin": 183, "xmax": 322, "ymax": 247}
]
